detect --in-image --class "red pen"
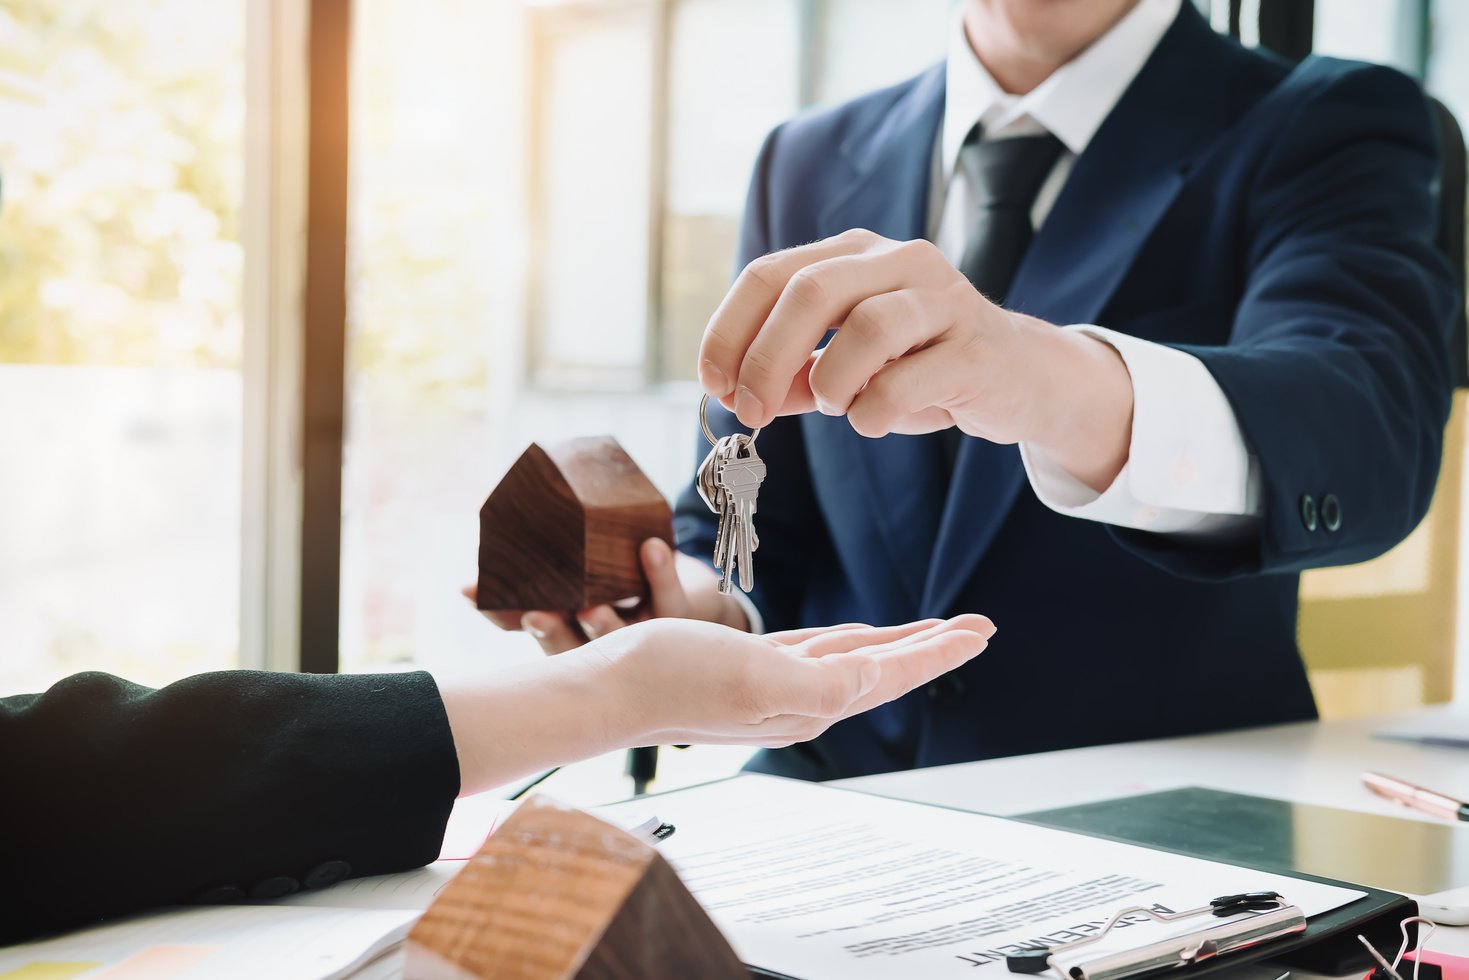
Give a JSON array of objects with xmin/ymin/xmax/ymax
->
[{"xmin": 1361, "ymin": 770, "xmax": 1469, "ymax": 822}]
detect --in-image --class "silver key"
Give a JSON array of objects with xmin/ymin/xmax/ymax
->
[
  {"xmin": 715, "ymin": 435, "xmax": 766, "ymax": 594},
  {"xmin": 695, "ymin": 395, "xmax": 768, "ymax": 594},
  {"xmin": 699, "ymin": 435, "xmax": 736, "ymax": 570},
  {"xmin": 713, "ymin": 437, "xmax": 743, "ymax": 578},
  {"xmin": 696, "ymin": 435, "xmax": 729, "ymax": 512}
]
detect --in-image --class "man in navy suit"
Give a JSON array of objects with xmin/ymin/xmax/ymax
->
[{"xmin": 506, "ymin": 0, "xmax": 1456, "ymax": 780}]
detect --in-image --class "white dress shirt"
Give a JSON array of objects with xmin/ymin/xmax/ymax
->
[
  {"xmin": 934, "ymin": 0, "xmax": 1262, "ymax": 534},
  {"xmin": 734, "ymin": 0, "xmax": 1259, "ymax": 632}
]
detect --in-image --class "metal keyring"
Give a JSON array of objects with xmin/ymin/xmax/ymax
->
[{"xmin": 700, "ymin": 393, "xmax": 762, "ymax": 447}]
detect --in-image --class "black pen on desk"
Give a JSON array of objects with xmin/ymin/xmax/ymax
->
[{"xmin": 1361, "ymin": 770, "xmax": 1469, "ymax": 822}]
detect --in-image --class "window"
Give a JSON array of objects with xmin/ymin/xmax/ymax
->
[
  {"xmin": 657, "ymin": 0, "xmax": 953, "ymax": 380},
  {"xmin": 1310, "ymin": 0, "xmax": 1469, "ymax": 701},
  {"xmin": 340, "ymin": 0, "xmax": 523, "ymax": 674},
  {"xmin": 659, "ymin": 0, "xmax": 802, "ymax": 382},
  {"xmin": 0, "ymin": 0, "xmax": 246, "ymax": 694},
  {"xmin": 1312, "ymin": 0, "xmax": 1420, "ymax": 74},
  {"xmin": 529, "ymin": 1, "xmax": 658, "ymax": 389},
  {"xmin": 1428, "ymin": 0, "xmax": 1469, "ymax": 126},
  {"xmin": 341, "ymin": 0, "xmax": 955, "ymax": 681},
  {"xmin": 338, "ymin": 0, "xmax": 954, "ymax": 796},
  {"xmin": 527, "ymin": 0, "xmax": 953, "ymax": 388},
  {"xmin": 815, "ymin": 0, "xmax": 953, "ymax": 104}
]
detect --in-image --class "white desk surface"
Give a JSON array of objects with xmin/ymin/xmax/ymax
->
[
  {"xmin": 836, "ymin": 704, "xmax": 1469, "ymax": 957},
  {"xmin": 8, "ymin": 708, "xmax": 1467, "ymax": 977}
]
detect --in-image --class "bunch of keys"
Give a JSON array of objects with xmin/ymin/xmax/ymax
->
[{"xmin": 696, "ymin": 394, "xmax": 767, "ymax": 595}]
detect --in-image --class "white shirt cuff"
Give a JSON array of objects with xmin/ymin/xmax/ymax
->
[{"xmin": 1019, "ymin": 325, "xmax": 1262, "ymax": 535}]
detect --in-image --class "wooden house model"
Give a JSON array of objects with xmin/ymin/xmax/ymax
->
[
  {"xmin": 476, "ymin": 436, "xmax": 673, "ymax": 612},
  {"xmin": 403, "ymin": 795, "xmax": 745, "ymax": 978}
]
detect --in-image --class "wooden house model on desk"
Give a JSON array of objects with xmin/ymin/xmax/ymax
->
[
  {"xmin": 403, "ymin": 795, "xmax": 746, "ymax": 978},
  {"xmin": 476, "ymin": 436, "xmax": 673, "ymax": 612}
]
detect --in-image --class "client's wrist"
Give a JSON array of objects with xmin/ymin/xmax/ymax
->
[
  {"xmin": 580, "ymin": 624, "xmax": 666, "ymax": 747},
  {"xmin": 438, "ymin": 652, "xmax": 630, "ymax": 796}
]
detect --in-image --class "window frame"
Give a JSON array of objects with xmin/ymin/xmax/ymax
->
[
  {"xmin": 240, "ymin": 0, "xmax": 351, "ymax": 675},
  {"xmin": 521, "ymin": 0, "xmax": 830, "ymax": 391},
  {"xmin": 522, "ymin": 0, "xmax": 668, "ymax": 392},
  {"xmin": 241, "ymin": 0, "xmax": 308, "ymax": 673}
]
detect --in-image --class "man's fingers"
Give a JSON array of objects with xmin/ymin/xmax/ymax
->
[
  {"xmin": 577, "ymin": 605, "xmax": 625, "ymax": 640},
  {"xmin": 809, "ymin": 288, "xmax": 954, "ymax": 416},
  {"xmin": 462, "ymin": 582, "xmax": 520, "ymax": 629},
  {"xmin": 483, "ymin": 610, "xmax": 526, "ymax": 632},
  {"xmin": 700, "ymin": 231, "xmax": 882, "ymax": 422},
  {"xmin": 642, "ymin": 538, "xmax": 691, "ymax": 619},
  {"xmin": 521, "ymin": 612, "xmax": 588, "ymax": 655},
  {"xmin": 884, "ymin": 406, "xmax": 961, "ymax": 436},
  {"xmin": 771, "ymin": 352, "xmax": 821, "ymax": 419},
  {"xmin": 847, "ymin": 342, "xmax": 972, "ymax": 439},
  {"xmin": 734, "ymin": 252, "xmax": 911, "ymax": 426}
]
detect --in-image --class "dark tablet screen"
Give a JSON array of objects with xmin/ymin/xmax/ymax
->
[{"xmin": 1021, "ymin": 787, "xmax": 1467, "ymax": 896}]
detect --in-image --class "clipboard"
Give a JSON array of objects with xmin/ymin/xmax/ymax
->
[
  {"xmin": 743, "ymin": 847, "xmax": 1413, "ymax": 980},
  {"xmin": 1014, "ymin": 797, "xmax": 1420, "ymax": 978},
  {"xmin": 744, "ymin": 887, "xmax": 1411, "ymax": 980},
  {"xmin": 762, "ymin": 784, "xmax": 1417, "ymax": 980},
  {"xmin": 611, "ymin": 775, "xmax": 1416, "ymax": 980}
]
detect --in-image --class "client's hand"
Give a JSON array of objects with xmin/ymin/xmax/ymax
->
[
  {"xmin": 465, "ymin": 537, "xmax": 751, "ymax": 654},
  {"xmin": 440, "ymin": 614, "xmax": 994, "ymax": 795},
  {"xmin": 597, "ymin": 617, "xmax": 994, "ymax": 747}
]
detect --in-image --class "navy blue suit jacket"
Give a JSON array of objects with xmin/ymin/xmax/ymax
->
[{"xmin": 674, "ymin": 3, "xmax": 1457, "ymax": 780}]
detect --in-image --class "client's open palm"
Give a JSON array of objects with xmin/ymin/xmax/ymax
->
[{"xmin": 588, "ymin": 615, "xmax": 995, "ymax": 749}]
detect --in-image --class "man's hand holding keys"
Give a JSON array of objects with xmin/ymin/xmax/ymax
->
[
  {"xmin": 471, "ymin": 228, "xmax": 1086, "ymax": 728},
  {"xmin": 697, "ymin": 228, "xmax": 1135, "ymax": 494}
]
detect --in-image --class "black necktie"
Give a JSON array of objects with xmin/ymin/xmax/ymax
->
[{"xmin": 942, "ymin": 128, "xmax": 1064, "ymax": 469}]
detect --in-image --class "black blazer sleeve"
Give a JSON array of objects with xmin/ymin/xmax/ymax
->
[
  {"xmin": 1115, "ymin": 63, "xmax": 1458, "ymax": 579},
  {"xmin": 0, "ymin": 669, "xmax": 461, "ymax": 946}
]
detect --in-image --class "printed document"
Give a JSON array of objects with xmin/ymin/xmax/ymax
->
[{"xmin": 600, "ymin": 774, "xmax": 1364, "ymax": 980}]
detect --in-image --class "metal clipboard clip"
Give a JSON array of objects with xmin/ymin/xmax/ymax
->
[{"xmin": 1006, "ymin": 892, "xmax": 1308, "ymax": 980}]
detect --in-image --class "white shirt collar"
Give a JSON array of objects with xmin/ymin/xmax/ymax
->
[{"xmin": 941, "ymin": 0, "xmax": 1181, "ymax": 180}]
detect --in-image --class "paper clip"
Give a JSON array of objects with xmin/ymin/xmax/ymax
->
[
  {"xmin": 1006, "ymin": 891, "xmax": 1307, "ymax": 980},
  {"xmin": 1362, "ymin": 915, "xmax": 1442, "ymax": 980}
]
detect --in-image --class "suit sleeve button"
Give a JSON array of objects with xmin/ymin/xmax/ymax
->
[
  {"xmin": 1321, "ymin": 494, "xmax": 1342, "ymax": 532},
  {"xmin": 304, "ymin": 860, "xmax": 353, "ymax": 890},
  {"xmin": 249, "ymin": 876, "xmax": 300, "ymax": 900},
  {"xmin": 193, "ymin": 885, "xmax": 246, "ymax": 905},
  {"xmin": 1299, "ymin": 493, "xmax": 1318, "ymax": 532}
]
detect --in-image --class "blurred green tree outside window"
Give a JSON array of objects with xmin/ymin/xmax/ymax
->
[
  {"xmin": 0, "ymin": 0, "xmax": 243, "ymax": 368},
  {"xmin": 0, "ymin": 0, "xmax": 244, "ymax": 695}
]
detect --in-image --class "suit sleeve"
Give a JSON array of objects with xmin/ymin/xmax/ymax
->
[
  {"xmin": 0, "ymin": 669, "xmax": 460, "ymax": 945},
  {"xmin": 673, "ymin": 123, "xmax": 825, "ymax": 631},
  {"xmin": 1113, "ymin": 63, "xmax": 1458, "ymax": 579}
]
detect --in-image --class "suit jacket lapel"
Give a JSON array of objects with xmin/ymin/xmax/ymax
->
[
  {"xmin": 920, "ymin": 2, "xmax": 1236, "ymax": 618},
  {"xmin": 804, "ymin": 65, "xmax": 947, "ymax": 617},
  {"xmin": 1005, "ymin": 3, "xmax": 1230, "ymax": 326}
]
